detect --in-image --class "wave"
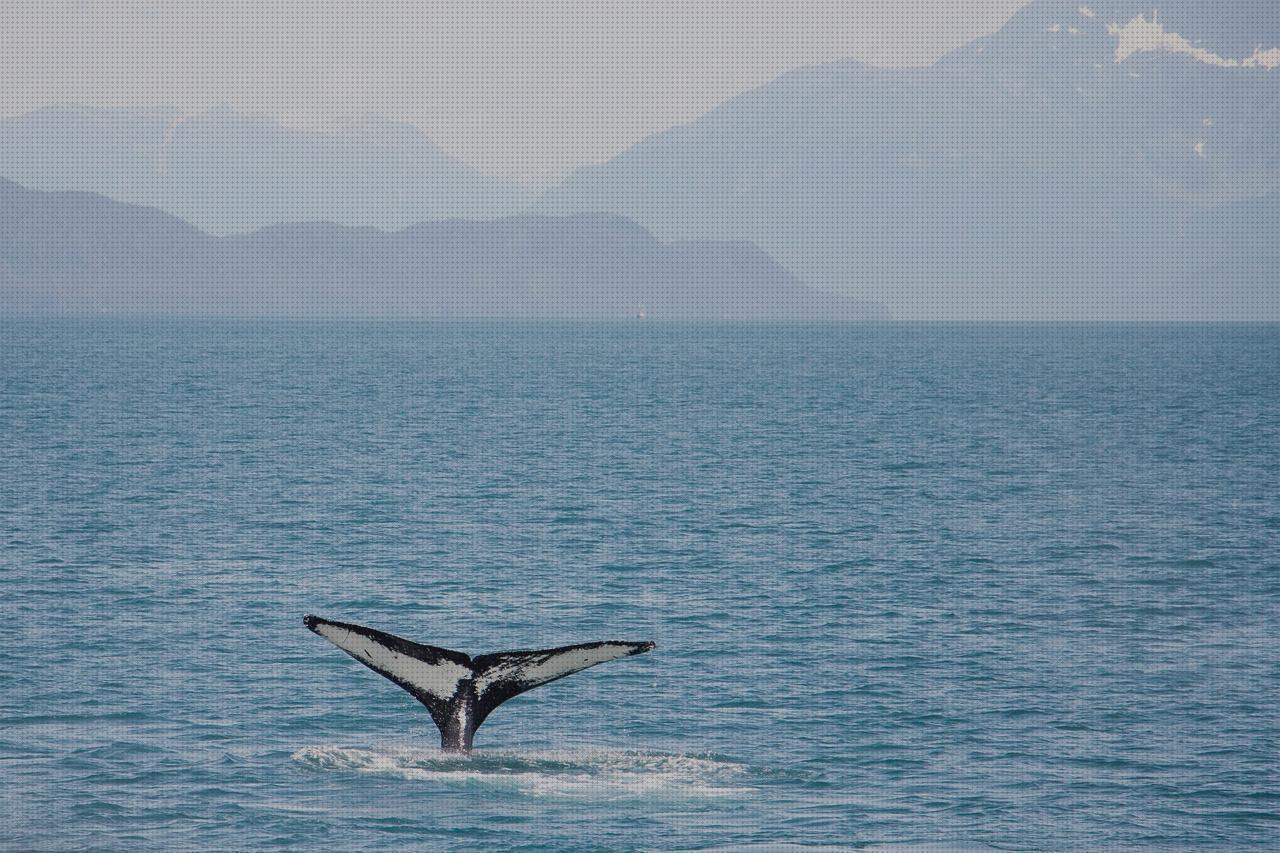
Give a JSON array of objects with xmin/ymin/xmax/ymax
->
[{"xmin": 291, "ymin": 744, "xmax": 757, "ymax": 800}]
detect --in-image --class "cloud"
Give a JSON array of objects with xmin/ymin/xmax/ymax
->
[
  {"xmin": 1108, "ymin": 14, "xmax": 1280, "ymax": 70},
  {"xmin": 1079, "ymin": 6, "xmax": 1096, "ymax": 19}
]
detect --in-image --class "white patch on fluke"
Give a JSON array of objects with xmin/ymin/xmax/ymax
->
[
  {"xmin": 312, "ymin": 621, "xmax": 470, "ymax": 702},
  {"xmin": 1109, "ymin": 14, "xmax": 1280, "ymax": 70},
  {"xmin": 474, "ymin": 643, "xmax": 642, "ymax": 695}
]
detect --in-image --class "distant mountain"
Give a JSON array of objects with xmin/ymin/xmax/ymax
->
[
  {"xmin": 0, "ymin": 105, "xmax": 534, "ymax": 234},
  {"xmin": 0, "ymin": 179, "xmax": 883, "ymax": 319},
  {"xmin": 538, "ymin": 1, "xmax": 1280, "ymax": 319}
]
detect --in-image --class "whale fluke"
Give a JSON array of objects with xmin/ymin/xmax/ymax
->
[{"xmin": 303, "ymin": 615, "xmax": 655, "ymax": 753}]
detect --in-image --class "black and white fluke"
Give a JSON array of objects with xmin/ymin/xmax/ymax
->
[{"xmin": 303, "ymin": 615, "xmax": 655, "ymax": 753}]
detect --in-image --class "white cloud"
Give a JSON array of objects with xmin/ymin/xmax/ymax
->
[
  {"xmin": 1079, "ymin": 6, "xmax": 1096, "ymax": 19},
  {"xmin": 1109, "ymin": 14, "xmax": 1280, "ymax": 70},
  {"xmin": 1193, "ymin": 141, "xmax": 1207, "ymax": 158}
]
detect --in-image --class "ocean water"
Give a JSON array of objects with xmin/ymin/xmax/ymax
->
[{"xmin": 1, "ymin": 320, "xmax": 1277, "ymax": 851}]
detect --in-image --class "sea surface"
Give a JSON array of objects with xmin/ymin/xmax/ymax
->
[{"xmin": 1, "ymin": 320, "xmax": 1277, "ymax": 851}]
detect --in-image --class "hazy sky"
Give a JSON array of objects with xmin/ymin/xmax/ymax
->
[{"xmin": 1, "ymin": 1, "xmax": 1030, "ymax": 180}]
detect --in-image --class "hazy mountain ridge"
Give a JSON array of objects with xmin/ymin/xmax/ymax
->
[
  {"xmin": 0, "ymin": 105, "xmax": 536, "ymax": 235},
  {"xmin": 537, "ymin": 0, "xmax": 1280, "ymax": 319},
  {"xmin": 0, "ymin": 178, "xmax": 883, "ymax": 319},
  {"xmin": 3, "ymin": 2, "xmax": 1276, "ymax": 318}
]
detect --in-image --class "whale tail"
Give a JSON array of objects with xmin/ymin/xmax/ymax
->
[{"xmin": 303, "ymin": 615, "xmax": 655, "ymax": 753}]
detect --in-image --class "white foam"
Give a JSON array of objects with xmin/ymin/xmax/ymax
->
[{"xmin": 292, "ymin": 745, "xmax": 756, "ymax": 800}]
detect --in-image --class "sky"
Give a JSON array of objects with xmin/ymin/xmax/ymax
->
[{"xmin": 1, "ymin": 1, "xmax": 1030, "ymax": 180}]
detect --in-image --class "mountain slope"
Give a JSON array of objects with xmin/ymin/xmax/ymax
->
[
  {"xmin": 537, "ymin": 1, "xmax": 1280, "ymax": 319},
  {"xmin": 0, "ymin": 106, "xmax": 534, "ymax": 234},
  {"xmin": 0, "ymin": 179, "xmax": 882, "ymax": 319}
]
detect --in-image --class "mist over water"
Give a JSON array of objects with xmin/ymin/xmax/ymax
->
[{"xmin": 2, "ymin": 320, "xmax": 1277, "ymax": 850}]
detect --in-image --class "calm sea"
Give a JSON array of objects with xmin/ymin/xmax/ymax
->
[{"xmin": 1, "ymin": 320, "xmax": 1277, "ymax": 851}]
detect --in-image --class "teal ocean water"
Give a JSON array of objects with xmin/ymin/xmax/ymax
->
[{"xmin": 2, "ymin": 321, "xmax": 1277, "ymax": 851}]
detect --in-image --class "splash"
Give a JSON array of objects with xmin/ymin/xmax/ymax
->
[{"xmin": 292, "ymin": 745, "xmax": 757, "ymax": 800}]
